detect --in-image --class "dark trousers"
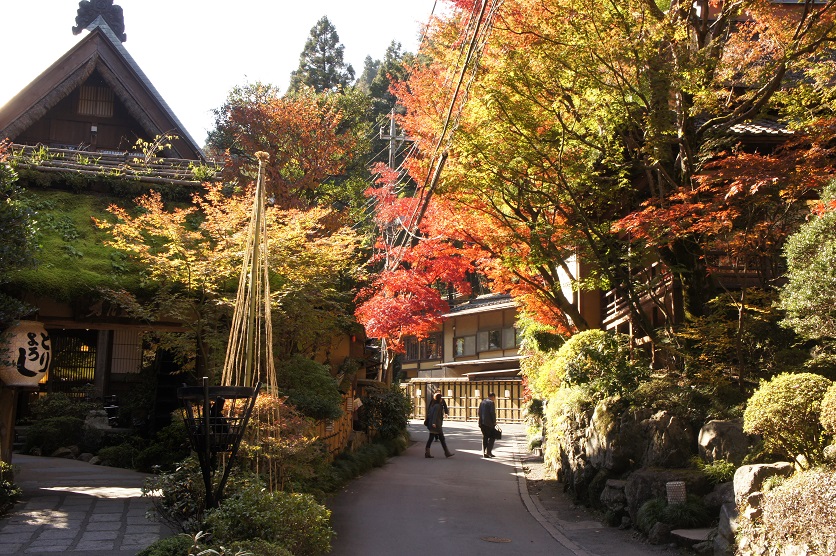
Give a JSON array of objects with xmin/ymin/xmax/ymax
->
[
  {"xmin": 426, "ymin": 432, "xmax": 450, "ymax": 453},
  {"xmin": 480, "ymin": 426, "xmax": 495, "ymax": 455}
]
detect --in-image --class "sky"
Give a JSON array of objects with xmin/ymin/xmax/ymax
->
[{"xmin": 0, "ymin": 1, "xmax": 439, "ymax": 146}]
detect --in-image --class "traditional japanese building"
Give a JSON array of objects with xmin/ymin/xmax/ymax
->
[{"xmin": 0, "ymin": 1, "xmax": 214, "ymax": 423}]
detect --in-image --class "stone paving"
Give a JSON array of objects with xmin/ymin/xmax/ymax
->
[{"xmin": 0, "ymin": 454, "xmax": 172, "ymax": 555}]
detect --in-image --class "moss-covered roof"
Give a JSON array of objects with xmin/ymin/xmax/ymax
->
[{"xmin": 5, "ymin": 188, "xmax": 145, "ymax": 301}]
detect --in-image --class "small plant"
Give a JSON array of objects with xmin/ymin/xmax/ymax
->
[
  {"xmin": 692, "ymin": 457, "xmax": 737, "ymax": 485},
  {"xmin": 189, "ymin": 162, "xmax": 217, "ymax": 182},
  {"xmin": 0, "ymin": 462, "xmax": 21, "ymax": 516}
]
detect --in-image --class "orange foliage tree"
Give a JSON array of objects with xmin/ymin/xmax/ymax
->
[{"xmin": 360, "ymin": 0, "xmax": 836, "ymax": 349}]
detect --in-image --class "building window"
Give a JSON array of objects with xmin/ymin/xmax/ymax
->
[
  {"xmin": 454, "ymin": 335, "xmax": 476, "ymax": 357},
  {"xmin": 78, "ymin": 85, "xmax": 114, "ymax": 118},
  {"xmin": 476, "ymin": 327, "xmax": 520, "ymax": 353},
  {"xmin": 404, "ymin": 333, "xmax": 442, "ymax": 361}
]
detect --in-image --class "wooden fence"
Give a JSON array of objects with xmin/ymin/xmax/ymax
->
[
  {"xmin": 312, "ymin": 392, "xmax": 356, "ymax": 455},
  {"xmin": 403, "ymin": 379, "xmax": 524, "ymax": 423}
]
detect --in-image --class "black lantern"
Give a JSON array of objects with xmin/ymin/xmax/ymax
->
[{"xmin": 177, "ymin": 377, "xmax": 260, "ymax": 508}]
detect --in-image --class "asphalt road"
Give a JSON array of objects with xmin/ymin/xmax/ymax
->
[{"xmin": 327, "ymin": 421, "xmax": 577, "ymax": 556}]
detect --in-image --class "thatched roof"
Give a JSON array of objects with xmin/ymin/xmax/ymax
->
[{"xmin": 0, "ymin": 17, "xmax": 205, "ymax": 161}]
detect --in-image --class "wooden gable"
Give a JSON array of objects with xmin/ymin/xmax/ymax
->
[{"xmin": 0, "ymin": 18, "xmax": 204, "ymax": 161}]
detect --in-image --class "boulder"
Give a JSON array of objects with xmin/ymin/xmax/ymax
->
[
  {"xmin": 635, "ymin": 411, "xmax": 695, "ymax": 468},
  {"xmin": 77, "ymin": 452, "xmax": 94, "ymax": 462},
  {"xmin": 733, "ymin": 462, "xmax": 794, "ymax": 506},
  {"xmin": 698, "ymin": 419, "xmax": 751, "ymax": 465},
  {"xmin": 89, "ymin": 456, "xmax": 102, "ymax": 465},
  {"xmin": 51, "ymin": 447, "xmax": 76, "ymax": 459}
]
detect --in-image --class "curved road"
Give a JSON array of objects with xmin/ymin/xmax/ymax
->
[{"xmin": 328, "ymin": 421, "xmax": 575, "ymax": 556}]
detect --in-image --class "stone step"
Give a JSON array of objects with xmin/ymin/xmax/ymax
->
[{"xmin": 670, "ymin": 528, "xmax": 714, "ymax": 545}]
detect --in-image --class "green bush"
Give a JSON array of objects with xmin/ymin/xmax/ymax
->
[
  {"xmin": 0, "ymin": 461, "xmax": 21, "ymax": 516},
  {"xmin": 204, "ymin": 486, "xmax": 332, "ymax": 556},
  {"xmin": 135, "ymin": 534, "xmax": 193, "ymax": 556},
  {"xmin": 359, "ymin": 384, "xmax": 412, "ymax": 440},
  {"xmin": 23, "ymin": 416, "xmax": 84, "ymax": 455},
  {"xmin": 27, "ymin": 392, "xmax": 98, "ymax": 421},
  {"xmin": 820, "ymin": 383, "xmax": 836, "ymax": 437},
  {"xmin": 277, "ymin": 355, "xmax": 343, "ymax": 420},
  {"xmin": 97, "ymin": 442, "xmax": 142, "ymax": 469},
  {"xmin": 637, "ymin": 496, "xmax": 713, "ymax": 534},
  {"xmin": 743, "ymin": 372, "xmax": 832, "ymax": 468}
]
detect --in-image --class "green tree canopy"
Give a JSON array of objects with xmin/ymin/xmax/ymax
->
[{"xmin": 780, "ymin": 183, "xmax": 836, "ymax": 342}]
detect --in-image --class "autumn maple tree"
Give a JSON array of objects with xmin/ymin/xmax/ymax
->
[
  {"xmin": 97, "ymin": 182, "xmax": 361, "ymax": 376},
  {"xmin": 360, "ymin": 0, "xmax": 836, "ymax": 350}
]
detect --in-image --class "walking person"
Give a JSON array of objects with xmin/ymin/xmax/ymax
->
[
  {"xmin": 425, "ymin": 392, "xmax": 454, "ymax": 458},
  {"xmin": 478, "ymin": 392, "xmax": 497, "ymax": 458}
]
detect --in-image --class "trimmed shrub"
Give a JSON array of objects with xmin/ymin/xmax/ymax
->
[
  {"xmin": 277, "ymin": 355, "xmax": 343, "ymax": 420},
  {"xmin": 204, "ymin": 486, "xmax": 332, "ymax": 556},
  {"xmin": 821, "ymin": 383, "xmax": 836, "ymax": 437},
  {"xmin": 748, "ymin": 467, "xmax": 836, "ymax": 554},
  {"xmin": 743, "ymin": 372, "xmax": 832, "ymax": 468},
  {"xmin": 23, "ymin": 416, "xmax": 84, "ymax": 455}
]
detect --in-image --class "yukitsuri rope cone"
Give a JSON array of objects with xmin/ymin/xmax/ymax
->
[{"xmin": 219, "ymin": 151, "xmax": 284, "ymax": 491}]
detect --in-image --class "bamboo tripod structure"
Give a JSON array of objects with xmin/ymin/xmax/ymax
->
[{"xmin": 221, "ymin": 151, "xmax": 278, "ymax": 393}]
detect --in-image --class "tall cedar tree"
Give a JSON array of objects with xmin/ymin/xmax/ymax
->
[
  {"xmin": 288, "ymin": 16, "xmax": 355, "ymax": 94},
  {"xmin": 362, "ymin": 0, "xmax": 836, "ymax": 348}
]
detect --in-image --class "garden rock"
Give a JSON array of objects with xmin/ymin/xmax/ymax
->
[
  {"xmin": 624, "ymin": 467, "xmax": 712, "ymax": 522},
  {"xmin": 635, "ymin": 411, "xmax": 695, "ymax": 468},
  {"xmin": 733, "ymin": 462, "xmax": 794, "ymax": 506},
  {"xmin": 697, "ymin": 419, "xmax": 751, "ymax": 465},
  {"xmin": 647, "ymin": 522, "xmax": 672, "ymax": 545},
  {"xmin": 599, "ymin": 479, "xmax": 627, "ymax": 514},
  {"xmin": 85, "ymin": 409, "xmax": 111, "ymax": 430},
  {"xmin": 703, "ymin": 481, "xmax": 734, "ymax": 512},
  {"xmin": 77, "ymin": 452, "xmax": 94, "ymax": 462},
  {"xmin": 89, "ymin": 456, "xmax": 102, "ymax": 465}
]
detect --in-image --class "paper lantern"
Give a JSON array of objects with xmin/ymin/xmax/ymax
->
[{"xmin": 0, "ymin": 321, "xmax": 51, "ymax": 387}]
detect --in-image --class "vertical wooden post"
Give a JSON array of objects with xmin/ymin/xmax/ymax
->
[{"xmin": 0, "ymin": 386, "xmax": 18, "ymax": 464}]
